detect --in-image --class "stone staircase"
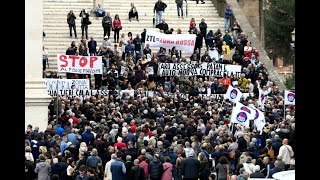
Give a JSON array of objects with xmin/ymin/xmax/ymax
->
[{"xmin": 43, "ymin": 0, "xmax": 225, "ymax": 79}]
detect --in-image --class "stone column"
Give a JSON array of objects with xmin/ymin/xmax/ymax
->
[{"xmin": 25, "ymin": 0, "xmax": 52, "ymax": 132}]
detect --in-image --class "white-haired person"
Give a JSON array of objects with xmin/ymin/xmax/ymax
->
[{"xmin": 114, "ymin": 137, "xmax": 127, "ymax": 152}]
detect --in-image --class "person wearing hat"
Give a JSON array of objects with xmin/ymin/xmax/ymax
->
[{"xmin": 181, "ymin": 151, "xmax": 200, "ymax": 180}]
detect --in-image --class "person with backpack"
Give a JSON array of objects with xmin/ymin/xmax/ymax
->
[{"xmin": 102, "ymin": 12, "xmax": 112, "ymax": 38}]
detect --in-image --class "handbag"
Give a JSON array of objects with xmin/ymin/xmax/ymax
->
[{"xmin": 87, "ymin": 20, "xmax": 92, "ymax": 25}]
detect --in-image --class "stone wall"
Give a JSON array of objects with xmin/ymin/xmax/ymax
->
[
  {"xmin": 238, "ymin": 0, "xmax": 260, "ymax": 40},
  {"xmin": 210, "ymin": 0, "xmax": 286, "ymax": 90}
]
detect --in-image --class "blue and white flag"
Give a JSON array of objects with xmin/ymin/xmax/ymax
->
[
  {"xmin": 230, "ymin": 103, "xmax": 251, "ymax": 127},
  {"xmin": 225, "ymin": 85, "xmax": 243, "ymax": 103},
  {"xmin": 284, "ymin": 90, "xmax": 295, "ymax": 105},
  {"xmin": 258, "ymin": 88, "xmax": 266, "ymax": 106}
]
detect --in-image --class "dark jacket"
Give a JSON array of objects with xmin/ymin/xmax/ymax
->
[
  {"xmin": 149, "ymin": 158, "xmax": 163, "ymax": 179},
  {"xmin": 237, "ymin": 137, "xmax": 247, "ymax": 152},
  {"xmin": 250, "ymin": 171, "xmax": 265, "ymax": 178},
  {"xmin": 199, "ymin": 22, "xmax": 207, "ymax": 34},
  {"xmin": 25, "ymin": 160, "xmax": 36, "ymax": 180},
  {"xmin": 181, "ymin": 157, "xmax": 200, "ymax": 179},
  {"xmin": 154, "ymin": 2, "xmax": 167, "ymax": 12},
  {"xmin": 130, "ymin": 165, "xmax": 145, "ymax": 180},
  {"xmin": 268, "ymin": 167, "xmax": 282, "ymax": 178},
  {"xmin": 79, "ymin": 11, "xmax": 90, "ymax": 25},
  {"xmin": 156, "ymin": 23, "xmax": 169, "ymax": 33},
  {"xmin": 102, "ymin": 16, "xmax": 112, "ymax": 27},
  {"xmin": 88, "ymin": 40, "xmax": 97, "ymax": 53},
  {"xmin": 125, "ymin": 161, "xmax": 134, "ymax": 180},
  {"xmin": 67, "ymin": 12, "xmax": 77, "ymax": 25}
]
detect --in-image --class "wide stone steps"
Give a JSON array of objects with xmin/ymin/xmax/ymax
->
[{"xmin": 43, "ymin": 0, "xmax": 224, "ymax": 81}]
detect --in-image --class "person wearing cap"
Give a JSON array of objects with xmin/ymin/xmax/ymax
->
[
  {"xmin": 75, "ymin": 164, "xmax": 89, "ymax": 179},
  {"xmin": 181, "ymin": 151, "xmax": 200, "ymax": 180}
]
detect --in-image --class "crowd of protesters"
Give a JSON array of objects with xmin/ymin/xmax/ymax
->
[{"xmin": 35, "ymin": 1, "xmax": 295, "ymax": 180}]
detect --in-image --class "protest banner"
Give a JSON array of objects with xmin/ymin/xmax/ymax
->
[
  {"xmin": 47, "ymin": 90, "xmax": 109, "ymax": 96},
  {"xmin": 57, "ymin": 54, "xmax": 102, "ymax": 74},
  {"xmin": 157, "ymin": 63, "xmax": 241, "ymax": 77},
  {"xmin": 119, "ymin": 90, "xmax": 135, "ymax": 97},
  {"xmin": 145, "ymin": 30, "xmax": 196, "ymax": 53},
  {"xmin": 43, "ymin": 79, "xmax": 90, "ymax": 91}
]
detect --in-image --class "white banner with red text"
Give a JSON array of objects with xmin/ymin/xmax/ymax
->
[
  {"xmin": 57, "ymin": 54, "xmax": 102, "ymax": 74},
  {"xmin": 145, "ymin": 30, "xmax": 196, "ymax": 53}
]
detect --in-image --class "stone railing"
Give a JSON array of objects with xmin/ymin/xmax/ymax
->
[{"xmin": 210, "ymin": 0, "xmax": 286, "ymax": 91}]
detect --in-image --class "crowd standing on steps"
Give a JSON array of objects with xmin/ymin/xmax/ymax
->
[{"xmin": 38, "ymin": 1, "xmax": 295, "ymax": 180}]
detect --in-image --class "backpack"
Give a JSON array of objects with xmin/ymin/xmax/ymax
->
[{"xmin": 266, "ymin": 146, "xmax": 274, "ymax": 159}]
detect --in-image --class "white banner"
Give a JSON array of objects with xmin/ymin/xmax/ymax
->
[
  {"xmin": 225, "ymin": 85, "xmax": 243, "ymax": 103},
  {"xmin": 57, "ymin": 54, "xmax": 102, "ymax": 74},
  {"xmin": 120, "ymin": 90, "xmax": 135, "ymax": 97},
  {"xmin": 43, "ymin": 79, "xmax": 90, "ymax": 91},
  {"xmin": 284, "ymin": 90, "xmax": 295, "ymax": 105},
  {"xmin": 48, "ymin": 90, "xmax": 109, "ymax": 96},
  {"xmin": 145, "ymin": 30, "xmax": 196, "ymax": 53},
  {"xmin": 158, "ymin": 63, "xmax": 242, "ymax": 77}
]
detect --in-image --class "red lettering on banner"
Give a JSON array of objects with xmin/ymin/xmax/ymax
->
[
  {"xmin": 160, "ymin": 38, "xmax": 175, "ymax": 44},
  {"xmin": 68, "ymin": 55, "xmax": 80, "ymax": 67},
  {"xmin": 90, "ymin": 57, "xmax": 98, "ymax": 68},
  {"xmin": 79, "ymin": 57, "xmax": 88, "ymax": 67},
  {"xmin": 175, "ymin": 40, "xmax": 195, "ymax": 46},
  {"xmin": 59, "ymin": 55, "xmax": 68, "ymax": 67}
]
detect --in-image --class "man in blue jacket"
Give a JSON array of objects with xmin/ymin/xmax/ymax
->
[{"xmin": 224, "ymin": 5, "xmax": 233, "ymax": 32}]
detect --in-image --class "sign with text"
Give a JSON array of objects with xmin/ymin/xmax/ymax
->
[
  {"xmin": 44, "ymin": 79, "xmax": 90, "ymax": 91},
  {"xmin": 157, "ymin": 63, "xmax": 242, "ymax": 77},
  {"xmin": 47, "ymin": 89, "xmax": 109, "ymax": 96},
  {"xmin": 57, "ymin": 54, "xmax": 102, "ymax": 74},
  {"xmin": 145, "ymin": 30, "xmax": 196, "ymax": 53}
]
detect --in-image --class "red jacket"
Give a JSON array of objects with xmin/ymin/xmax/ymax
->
[{"xmin": 112, "ymin": 19, "xmax": 121, "ymax": 28}]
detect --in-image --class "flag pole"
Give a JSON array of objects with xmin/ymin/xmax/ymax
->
[{"xmin": 283, "ymin": 90, "xmax": 286, "ymax": 120}]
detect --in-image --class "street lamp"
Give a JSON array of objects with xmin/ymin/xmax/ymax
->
[{"xmin": 291, "ymin": 29, "xmax": 295, "ymax": 89}]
